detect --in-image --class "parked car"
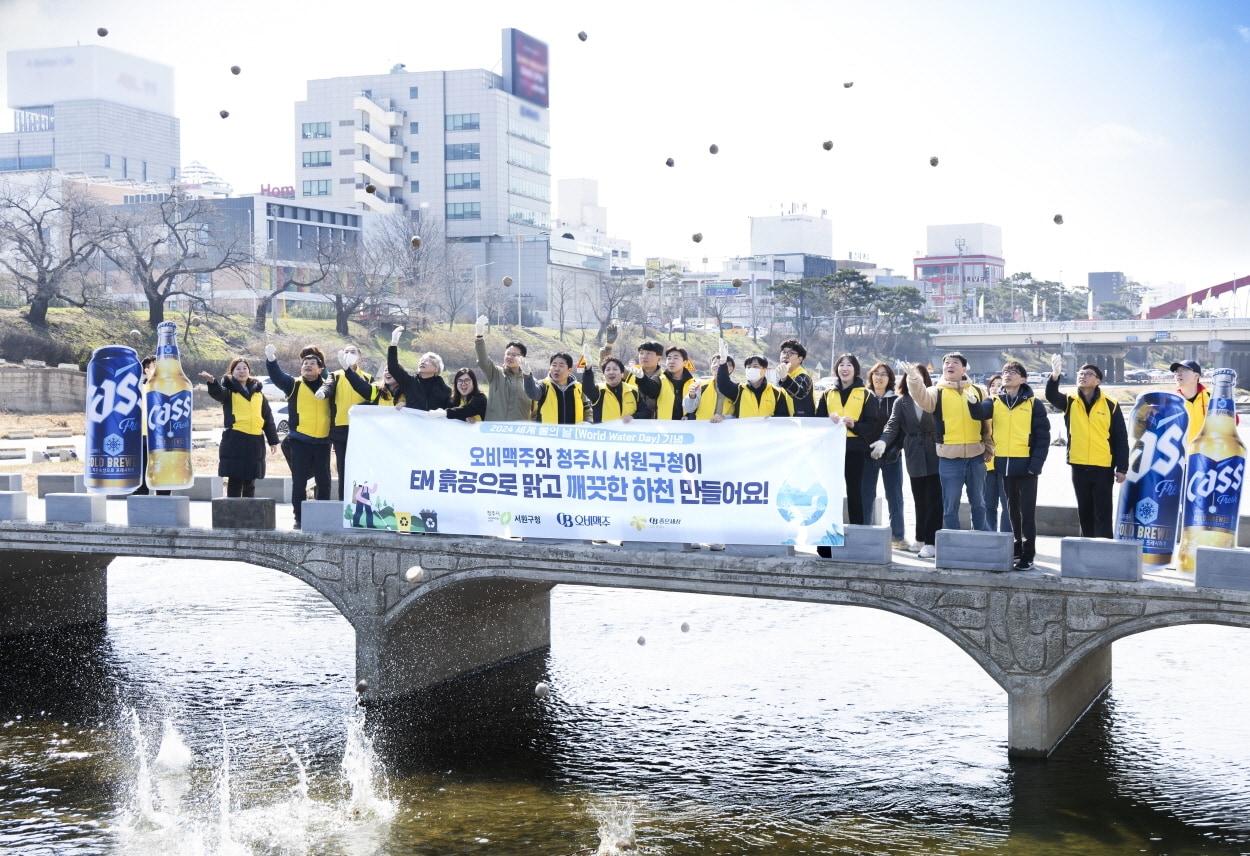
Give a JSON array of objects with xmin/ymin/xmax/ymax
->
[
  {"xmin": 254, "ymin": 375, "xmax": 285, "ymax": 400},
  {"xmin": 1124, "ymin": 369, "xmax": 1152, "ymax": 383},
  {"xmin": 270, "ymin": 399, "xmax": 289, "ymax": 434}
]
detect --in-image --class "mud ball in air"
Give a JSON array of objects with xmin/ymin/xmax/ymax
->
[
  {"xmin": 732, "ymin": 279, "xmax": 742, "ymax": 288},
  {"xmin": 219, "ymin": 110, "xmax": 230, "ymax": 119},
  {"xmin": 128, "ymin": 329, "xmax": 141, "ymax": 340},
  {"xmin": 843, "ymin": 81, "xmax": 853, "ymax": 88},
  {"xmin": 230, "ymin": 65, "xmax": 241, "ymax": 75},
  {"xmin": 1053, "ymin": 214, "xmax": 1064, "ymax": 225},
  {"xmin": 355, "ymin": 680, "xmax": 368, "ymax": 694},
  {"xmin": 410, "ymin": 235, "xmax": 422, "ymax": 248},
  {"xmin": 637, "ymin": 636, "xmax": 646, "ymax": 646},
  {"xmin": 929, "ymin": 156, "xmax": 939, "ymax": 167},
  {"xmin": 665, "ymin": 158, "xmax": 675, "ymax": 167},
  {"xmin": 709, "ymin": 144, "xmax": 719, "ymax": 155},
  {"xmin": 97, "ymin": 27, "xmax": 108, "ymax": 37},
  {"xmin": 645, "ymin": 279, "xmax": 655, "ymax": 290},
  {"xmin": 681, "ymin": 622, "xmax": 690, "ymax": 633},
  {"xmin": 692, "ymin": 233, "xmax": 703, "ymax": 243},
  {"xmin": 577, "ymin": 31, "xmax": 588, "ymax": 42},
  {"xmin": 534, "ymin": 681, "xmax": 550, "ymax": 698},
  {"xmin": 365, "ymin": 183, "xmax": 376, "ymax": 194},
  {"xmin": 502, "ymin": 276, "xmax": 513, "ymax": 287},
  {"xmin": 822, "ymin": 140, "xmax": 833, "ymax": 151},
  {"xmin": 404, "ymin": 565, "xmax": 424, "ymax": 582}
]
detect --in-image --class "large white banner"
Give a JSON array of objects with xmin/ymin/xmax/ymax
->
[{"xmin": 341, "ymin": 407, "xmax": 847, "ymax": 547}]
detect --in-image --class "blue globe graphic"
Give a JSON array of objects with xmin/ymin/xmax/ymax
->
[{"xmin": 776, "ymin": 477, "xmax": 829, "ymax": 527}]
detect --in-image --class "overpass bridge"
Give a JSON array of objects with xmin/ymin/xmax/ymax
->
[
  {"xmin": 931, "ymin": 317, "xmax": 1250, "ymax": 381},
  {"xmin": 3, "ymin": 518, "xmax": 1250, "ymax": 759}
]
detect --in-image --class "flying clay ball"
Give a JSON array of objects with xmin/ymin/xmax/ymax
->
[
  {"xmin": 692, "ymin": 233, "xmax": 703, "ymax": 243},
  {"xmin": 230, "ymin": 65, "xmax": 241, "ymax": 75},
  {"xmin": 578, "ymin": 31, "xmax": 588, "ymax": 42},
  {"xmin": 219, "ymin": 110, "xmax": 230, "ymax": 119}
]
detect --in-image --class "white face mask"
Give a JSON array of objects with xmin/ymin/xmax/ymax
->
[{"xmin": 745, "ymin": 367, "xmax": 762, "ymax": 383}]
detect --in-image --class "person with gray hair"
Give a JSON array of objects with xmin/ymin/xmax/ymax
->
[{"xmin": 386, "ymin": 325, "xmax": 451, "ymax": 411}]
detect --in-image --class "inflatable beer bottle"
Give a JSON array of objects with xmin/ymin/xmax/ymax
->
[
  {"xmin": 145, "ymin": 321, "xmax": 194, "ymax": 490},
  {"xmin": 1177, "ymin": 368, "xmax": 1246, "ymax": 571}
]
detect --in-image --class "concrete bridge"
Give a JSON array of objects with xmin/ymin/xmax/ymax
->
[{"xmin": 3, "ymin": 519, "xmax": 1250, "ymax": 759}]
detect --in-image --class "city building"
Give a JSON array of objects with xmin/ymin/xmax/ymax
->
[
  {"xmin": 1088, "ymin": 271, "xmax": 1126, "ymax": 308},
  {"xmin": 913, "ymin": 223, "xmax": 1005, "ymax": 324},
  {"xmin": 1, "ymin": 45, "xmax": 179, "ymax": 183}
]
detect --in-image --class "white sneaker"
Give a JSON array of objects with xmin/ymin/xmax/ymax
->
[
  {"xmin": 906, "ymin": 541, "xmax": 922, "ymax": 553},
  {"xmin": 918, "ymin": 544, "xmax": 936, "ymax": 559}
]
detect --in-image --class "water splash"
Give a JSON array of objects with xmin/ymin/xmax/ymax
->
[
  {"xmin": 125, "ymin": 708, "xmax": 175, "ymax": 832},
  {"xmin": 341, "ymin": 706, "xmax": 397, "ymax": 821},
  {"xmin": 593, "ymin": 799, "xmax": 639, "ymax": 855},
  {"xmin": 154, "ymin": 718, "xmax": 193, "ymax": 771}
]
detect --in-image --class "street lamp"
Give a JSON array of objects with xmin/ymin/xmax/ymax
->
[{"xmin": 473, "ymin": 262, "xmax": 494, "ymax": 319}]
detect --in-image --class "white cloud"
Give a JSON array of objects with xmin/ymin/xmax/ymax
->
[{"xmin": 1238, "ymin": 25, "xmax": 1250, "ymax": 43}]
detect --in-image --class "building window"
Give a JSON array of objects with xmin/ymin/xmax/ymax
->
[
  {"xmin": 142, "ymin": 161, "xmax": 147, "ymax": 182},
  {"xmin": 509, "ymin": 175, "xmax": 549, "ymax": 202},
  {"xmin": 445, "ymin": 113, "xmax": 480, "ymax": 131},
  {"xmin": 301, "ymin": 122, "xmax": 331, "ymax": 139},
  {"xmin": 409, "ymin": 86, "xmax": 419, "ymax": 99},
  {"xmin": 508, "ymin": 147, "xmax": 549, "ymax": 174},
  {"xmin": 302, "ymin": 150, "xmax": 332, "ymax": 167},
  {"xmin": 446, "ymin": 172, "xmax": 481, "ymax": 191},
  {"xmin": 104, "ymin": 154, "xmax": 111, "ymax": 168},
  {"xmin": 122, "ymin": 157, "xmax": 128, "ymax": 179},
  {"xmin": 302, "ymin": 180, "xmax": 331, "ymax": 197},
  {"xmin": 509, "ymin": 206, "xmax": 549, "ymax": 229},
  {"xmin": 170, "ymin": 166, "xmax": 177, "ymax": 180},
  {"xmin": 409, "ymin": 151, "xmax": 419, "ymax": 164},
  {"xmin": 446, "ymin": 202, "xmax": 481, "ymax": 220},
  {"xmin": 446, "ymin": 143, "xmax": 480, "ymax": 161},
  {"xmin": 409, "ymin": 180, "xmax": 420, "ymax": 193},
  {"xmin": 409, "ymin": 122, "xmax": 419, "ymax": 134}
]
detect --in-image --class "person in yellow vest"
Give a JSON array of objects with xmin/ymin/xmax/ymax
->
[
  {"xmin": 582, "ymin": 357, "xmax": 639, "ymax": 423},
  {"xmin": 315, "ymin": 344, "xmax": 375, "ymax": 501},
  {"xmin": 634, "ymin": 346, "xmax": 698, "ymax": 420},
  {"xmin": 904, "ymin": 352, "xmax": 994, "ymax": 531},
  {"xmin": 777, "ymin": 339, "xmax": 816, "ymax": 417},
  {"xmin": 966, "ymin": 361, "xmax": 1050, "ymax": 571},
  {"xmin": 981, "ymin": 374, "xmax": 1011, "ymax": 534},
  {"xmin": 621, "ymin": 341, "xmax": 664, "ymax": 419},
  {"xmin": 265, "ymin": 343, "xmax": 332, "ymax": 529},
  {"xmin": 817, "ymin": 353, "xmax": 877, "ymax": 532},
  {"xmin": 199, "ymin": 358, "xmax": 280, "ymax": 498},
  {"xmin": 689, "ymin": 355, "xmax": 737, "ymax": 421},
  {"xmin": 1171, "ymin": 359, "xmax": 1217, "ymax": 444},
  {"xmin": 526, "ymin": 352, "xmax": 594, "ymax": 424},
  {"xmin": 1045, "ymin": 354, "xmax": 1129, "ymax": 539},
  {"xmin": 713, "ymin": 354, "xmax": 794, "ymax": 418},
  {"xmin": 440, "ymin": 368, "xmax": 488, "ymax": 423}
]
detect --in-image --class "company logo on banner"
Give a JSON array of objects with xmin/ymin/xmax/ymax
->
[{"xmin": 341, "ymin": 408, "xmax": 847, "ymax": 547}]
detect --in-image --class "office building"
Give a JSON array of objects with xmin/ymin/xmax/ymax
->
[
  {"xmin": 1, "ymin": 45, "xmax": 179, "ymax": 182},
  {"xmin": 913, "ymin": 223, "xmax": 1005, "ymax": 324}
]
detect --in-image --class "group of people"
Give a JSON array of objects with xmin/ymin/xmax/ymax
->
[{"xmin": 200, "ymin": 322, "xmax": 1213, "ymax": 560}]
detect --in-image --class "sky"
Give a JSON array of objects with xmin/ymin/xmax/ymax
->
[{"xmin": 2, "ymin": 0, "xmax": 1249, "ymax": 304}]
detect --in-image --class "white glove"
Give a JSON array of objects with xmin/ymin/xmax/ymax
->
[
  {"xmin": 430, "ymin": 408, "xmax": 447, "ymax": 418},
  {"xmin": 314, "ymin": 385, "xmax": 328, "ymax": 400},
  {"xmin": 338, "ymin": 349, "xmax": 357, "ymax": 370},
  {"xmin": 475, "ymin": 315, "xmax": 488, "ymax": 336},
  {"xmin": 683, "ymin": 388, "xmax": 701, "ymax": 413},
  {"xmin": 631, "ymin": 365, "xmax": 644, "ymax": 379},
  {"xmin": 1050, "ymin": 353, "xmax": 1063, "ymax": 379},
  {"xmin": 520, "ymin": 358, "xmax": 531, "ymax": 376},
  {"xmin": 765, "ymin": 368, "xmax": 778, "ymax": 386},
  {"xmin": 264, "ymin": 344, "xmax": 276, "ymax": 361},
  {"xmin": 718, "ymin": 338, "xmax": 729, "ymax": 361},
  {"xmin": 582, "ymin": 343, "xmax": 592, "ymax": 364},
  {"xmin": 391, "ymin": 325, "xmax": 404, "ymax": 346},
  {"xmin": 869, "ymin": 440, "xmax": 886, "ymax": 459}
]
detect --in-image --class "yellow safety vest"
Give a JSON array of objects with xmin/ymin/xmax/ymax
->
[
  {"xmin": 596, "ymin": 383, "xmax": 637, "ymax": 422},
  {"xmin": 938, "ymin": 385, "xmax": 984, "ymax": 445},
  {"xmin": 822, "ymin": 386, "xmax": 868, "ymax": 437},
  {"xmin": 229, "ymin": 389, "xmax": 266, "ymax": 436},
  {"xmin": 332, "ymin": 368, "xmax": 374, "ymax": 427},
  {"xmin": 991, "ymin": 397, "xmax": 1034, "ymax": 458},
  {"xmin": 736, "ymin": 383, "xmax": 792, "ymax": 418},
  {"xmin": 537, "ymin": 379, "xmax": 585, "ymax": 424},
  {"xmin": 655, "ymin": 374, "xmax": 697, "ymax": 421},
  {"xmin": 290, "ymin": 381, "xmax": 331, "ymax": 439},
  {"xmin": 1065, "ymin": 392, "xmax": 1118, "ymax": 467},
  {"xmin": 1183, "ymin": 387, "xmax": 1210, "ymax": 445}
]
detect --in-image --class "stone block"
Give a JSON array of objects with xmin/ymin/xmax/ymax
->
[
  {"xmin": 821, "ymin": 524, "xmax": 891, "ymax": 565},
  {"xmin": 45, "ymin": 492, "xmax": 106, "ymax": 523},
  {"xmin": 253, "ymin": 477, "xmax": 291, "ymax": 502},
  {"xmin": 302, "ymin": 499, "xmax": 348, "ymax": 532},
  {"xmin": 211, "ymin": 497, "xmax": 276, "ymax": 530},
  {"xmin": 0, "ymin": 473, "xmax": 21, "ymax": 491},
  {"xmin": 37, "ymin": 473, "xmax": 83, "ymax": 498},
  {"xmin": 720, "ymin": 544, "xmax": 795, "ymax": 557},
  {"xmin": 126, "ymin": 495, "xmax": 191, "ymax": 528},
  {"xmin": 936, "ymin": 529, "xmax": 1015, "ymax": 572},
  {"xmin": 173, "ymin": 475, "xmax": 223, "ymax": 501},
  {"xmin": 0, "ymin": 490, "xmax": 28, "ymax": 520},
  {"xmin": 1194, "ymin": 547, "xmax": 1250, "ymax": 591},
  {"xmin": 1059, "ymin": 537, "xmax": 1142, "ymax": 581},
  {"xmin": 845, "ymin": 496, "xmax": 882, "ymax": 524},
  {"xmin": 0, "ymin": 448, "xmax": 25, "ymax": 460}
]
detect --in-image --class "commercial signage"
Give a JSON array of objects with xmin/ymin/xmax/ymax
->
[{"xmin": 502, "ymin": 28, "xmax": 549, "ymax": 109}]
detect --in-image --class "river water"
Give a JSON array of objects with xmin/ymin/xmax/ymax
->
[{"xmin": 2, "ymin": 412, "xmax": 1250, "ymax": 854}]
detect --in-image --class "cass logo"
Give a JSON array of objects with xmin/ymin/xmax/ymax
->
[
  {"xmin": 1186, "ymin": 458, "xmax": 1244, "ymax": 504},
  {"xmin": 556, "ymin": 513, "xmax": 611, "ymax": 528},
  {"xmin": 87, "ymin": 374, "xmax": 141, "ymax": 424}
]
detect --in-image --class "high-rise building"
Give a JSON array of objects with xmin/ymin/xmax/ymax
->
[
  {"xmin": 913, "ymin": 223, "xmax": 1005, "ymax": 324},
  {"xmin": 1088, "ymin": 271, "xmax": 1126, "ymax": 307},
  {"xmin": 1, "ymin": 45, "xmax": 179, "ymax": 183}
]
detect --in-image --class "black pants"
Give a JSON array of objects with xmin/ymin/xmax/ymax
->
[
  {"xmin": 226, "ymin": 478, "xmax": 255, "ymax": 498},
  {"xmin": 331, "ymin": 430, "xmax": 349, "ymax": 501},
  {"xmin": 1070, "ymin": 464, "xmax": 1115, "ymax": 538},
  {"xmin": 819, "ymin": 447, "xmax": 868, "ymax": 557},
  {"xmin": 289, "ymin": 440, "xmax": 331, "ymax": 524},
  {"xmin": 910, "ymin": 473, "xmax": 943, "ymax": 546},
  {"xmin": 1003, "ymin": 473, "xmax": 1039, "ymax": 562}
]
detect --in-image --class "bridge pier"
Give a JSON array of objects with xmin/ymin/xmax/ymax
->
[
  {"xmin": 0, "ymin": 550, "xmax": 115, "ymax": 637},
  {"xmin": 1005, "ymin": 645, "xmax": 1111, "ymax": 757},
  {"xmin": 358, "ymin": 578, "xmax": 554, "ymax": 702}
]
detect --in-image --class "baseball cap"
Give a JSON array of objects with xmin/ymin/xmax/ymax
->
[{"xmin": 1169, "ymin": 359, "xmax": 1201, "ymax": 374}]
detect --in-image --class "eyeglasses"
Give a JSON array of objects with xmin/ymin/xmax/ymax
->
[
  {"xmin": 870, "ymin": 370, "xmax": 889, "ymax": 376},
  {"xmin": 1076, "ymin": 370, "xmax": 1098, "ymax": 378},
  {"xmin": 780, "ymin": 350, "xmax": 798, "ymax": 358},
  {"xmin": 1001, "ymin": 368, "xmax": 1022, "ymax": 376}
]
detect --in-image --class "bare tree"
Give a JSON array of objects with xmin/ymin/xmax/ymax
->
[
  {"xmin": 0, "ymin": 174, "xmax": 111, "ymax": 327},
  {"xmin": 587, "ymin": 270, "xmax": 642, "ymax": 345},
  {"xmin": 100, "ymin": 191, "xmax": 252, "ymax": 328},
  {"xmin": 549, "ymin": 270, "xmax": 579, "ymax": 338},
  {"xmin": 250, "ymin": 231, "xmax": 350, "ymax": 333}
]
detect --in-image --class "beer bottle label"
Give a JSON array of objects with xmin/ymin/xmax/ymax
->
[
  {"xmin": 1182, "ymin": 453, "xmax": 1245, "ymax": 532},
  {"xmin": 146, "ymin": 389, "xmax": 194, "ymax": 452}
]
